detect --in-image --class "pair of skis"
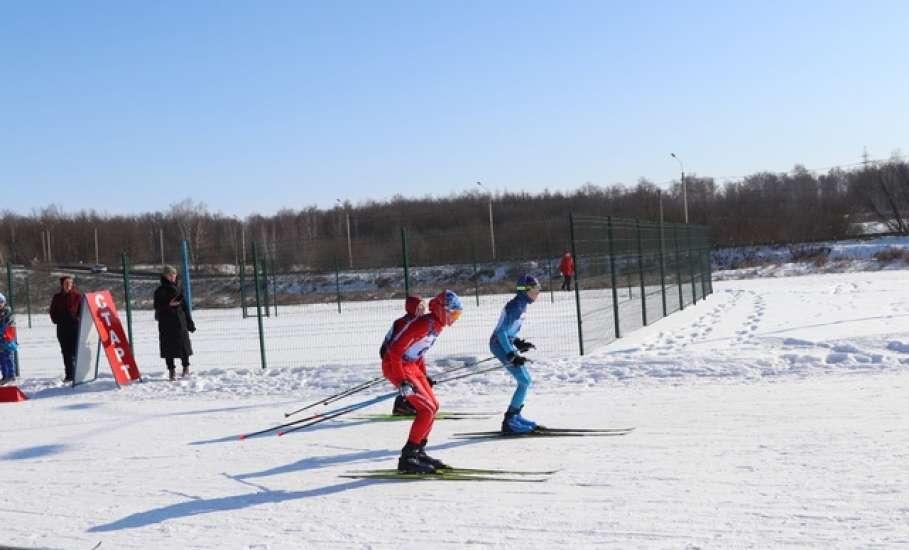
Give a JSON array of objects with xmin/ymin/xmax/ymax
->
[
  {"xmin": 341, "ymin": 466, "xmax": 557, "ymax": 483},
  {"xmin": 341, "ymin": 426, "xmax": 635, "ymax": 482},
  {"xmin": 453, "ymin": 426, "xmax": 635, "ymax": 439}
]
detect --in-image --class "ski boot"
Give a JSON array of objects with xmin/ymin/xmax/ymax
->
[
  {"xmin": 397, "ymin": 442, "xmax": 436, "ymax": 473},
  {"xmin": 514, "ymin": 406, "xmax": 539, "ymax": 431},
  {"xmin": 501, "ymin": 406, "xmax": 535, "ymax": 434},
  {"xmin": 417, "ymin": 439, "xmax": 449, "ymax": 469},
  {"xmin": 391, "ymin": 395, "xmax": 417, "ymax": 416}
]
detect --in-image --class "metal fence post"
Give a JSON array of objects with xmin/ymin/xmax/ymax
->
[
  {"xmin": 271, "ymin": 253, "xmax": 278, "ymax": 317},
  {"xmin": 658, "ymin": 215, "xmax": 667, "ymax": 318},
  {"xmin": 251, "ymin": 241, "xmax": 267, "ymax": 370},
  {"xmin": 261, "ymin": 252, "xmax": 270, "ymax": 317},
  {"xmin": 607, "ymin": 216, "xmax": 621, "ymax": 339},
  {"xmin": 547, "ymin": 255, "xmax": 554, "ymax": 303},
  {"xmin": 400, "ymin": 227, "xmax": 410, "ymax": 297},
  {"xmin": 636, "ymin": 219, "xmax": 647, "ymax": 326},
  {"xmin": 180, "ymin": 240, "xmax": 193, "ymax": 317},
  {"xmin": 121, "ymin": 252, "xmax": 133, "ymax": 346},
  {"xmin": 471, "ymin": 243, "xmax": 480, "ymax": 307},
  {"xmin": 239, "ymin": 256, "xmax": 248, "ymax": 319},
  {"xmin": 674, "ymin": 225, "xmax": 684, "ymax": 310},
  {"xmin": 706, "ymin": 228, "xmax": 714, "ymax": 296},
  {"xmin": 569, "ymin": 213, "xmax": 584, "ymax": 356},
  {"xmin": 334, "ymin": 255, "xmax": 342, "ymax": 314},
  {"xmin": 24, "ymin": 275, "xmax": 32, "ymax": 329},
  {"xmin": 688, "ymin": 225, "xmax": 698, "ymax": 304},
  {"xmin": 699, "ymin": 227, "xmax": 709, "ymax": 299}
]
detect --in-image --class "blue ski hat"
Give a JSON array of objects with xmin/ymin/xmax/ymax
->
[{"xmin": 516, "ymin": 275, "xmax": 541, "ymax": 292}]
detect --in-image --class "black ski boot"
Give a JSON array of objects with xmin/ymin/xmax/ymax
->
[
  {"xmin": 417, "ymin": 439, "xmax": 449, "ymax": 469},
  {"xmin": 397, "ymin": 442, "xmax": 436, "ymax": 473},
  {"xmin": 392, "ymin": 395, "xmax": 417, "ymax": 416}
]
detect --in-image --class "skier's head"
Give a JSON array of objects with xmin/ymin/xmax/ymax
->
[
  {"xmin": 404, "ymin": 295, "xmax": 425, "ymax": 317},
  {"xmin": 516, "ymin": 275, "xmax": 541, "ymax": 302},
  {"xmin": 429, "ymin": 290, "xmax": 463, "ymax": 326}
]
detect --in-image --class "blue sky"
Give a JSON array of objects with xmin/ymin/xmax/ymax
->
[{"xmin": 2, "ymin": 0, "xmax": 907, "ymax": 216}]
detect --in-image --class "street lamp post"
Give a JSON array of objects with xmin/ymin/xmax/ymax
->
[
  {"xmin": 336, "ymin": 198, "xmax": 353, "ymax": 268},
  {"xmin": 670, "ymin": 153, "xmax": 688, "ymax": 224},
  {"xmin": 476, "ymin": 181, "xmax": 496, "ymax": 259}
]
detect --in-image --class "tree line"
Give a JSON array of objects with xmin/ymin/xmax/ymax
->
[{"xmin": 2, "ymin": 158, "xmax": 907, "ymax": 272}]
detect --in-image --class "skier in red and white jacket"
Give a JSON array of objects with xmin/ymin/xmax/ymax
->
[
  {"xmin": 379, "ymin": 295, "xmax": 425, "ymax": 416},
  {"xmin": 382, "ymin": 290, "xmax": 463, "ymax": 473}
]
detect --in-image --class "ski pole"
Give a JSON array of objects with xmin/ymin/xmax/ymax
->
[
  {"xmin": 276, "ymin": 359, "xmax": 505, "ymax": 437},
  {"xmin": 434, "ymin": 362, "xmax": 506, "ymax": 385},
  {"xmin": 277, "ymin": 392, "xmax": 397, "ymax": 436},
  {"xmin": 284, "ymin": 376, "xmax": 384, "ymax": 418},
  {"xmin": 241, "ymin": 391, "xmax": 394, "ymax": 440},
  {"xmin": 284, "ymin": 356, "xmax": 496, "ymax": 418}
]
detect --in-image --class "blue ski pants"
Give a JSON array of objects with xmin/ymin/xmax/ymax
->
[{"xmin": 490, "ymin": 339, "xmax": 533, "ymax": 410}]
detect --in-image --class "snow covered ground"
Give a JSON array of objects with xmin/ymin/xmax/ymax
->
[{"xmin": 3, "ymin": 268, "xmax": 909, "ymax": 549}]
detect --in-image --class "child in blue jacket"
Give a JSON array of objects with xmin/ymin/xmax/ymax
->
[
  {"xmin": 489, "ymin": 275, "xmax": 540, "ymax": 433},
  {"xmin": 0, "ymin": 292, "xmax": 18, "ymax": 385}
]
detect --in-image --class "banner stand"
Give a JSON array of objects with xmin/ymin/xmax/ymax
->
[{"xmin": 73, "ymin": 290, "xmax": 141, "ymax": 388}]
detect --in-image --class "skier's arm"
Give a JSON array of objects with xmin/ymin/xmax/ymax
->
[
  {"xmin": 386, "ymin": 318, "xmax": 430, "ymax": 383},
  {"xmin": 493, "ymin": 303, "xmax": 519, "ymax": 355}
]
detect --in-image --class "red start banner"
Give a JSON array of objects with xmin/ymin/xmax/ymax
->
[{"xmin": 84, "ymin": 290, "xmax": 141, "ymax": 385}]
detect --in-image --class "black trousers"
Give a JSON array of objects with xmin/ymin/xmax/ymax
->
[
  {"xmin": 561, "ymin": 275, "xmax": 573, "ymax": 291},
  {"xmin": 57, "ymin": 323, "xmax": 79, "ymax": 380},
  {"xmin": 165, "ymin": 356, "xmax": 190, "ymax": 370}
]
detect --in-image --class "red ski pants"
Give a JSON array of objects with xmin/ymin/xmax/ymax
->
[{"xmin": 384, "ymin": 360, "xmax": 439, "ymax": 444}]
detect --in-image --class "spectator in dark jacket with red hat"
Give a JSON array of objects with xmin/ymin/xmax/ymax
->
[{"xmin": 49, "ymin": 276, "xmax": 82, "ymax": 382}]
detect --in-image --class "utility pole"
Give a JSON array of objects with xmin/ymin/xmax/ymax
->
[
  {"xmin": 476, "ymin": 181, "xmax": 496, "ymax": 259},
  {"xmin": 671, "ymin": 153, "xmax": 688, "ymax": 224},
  {"xmin": 159, "ymin": 228, "xmax": 165, "ymax": 267},
  {"xmin": 94, "ymin": 227, "xmax": 100, "ymax": 264}
]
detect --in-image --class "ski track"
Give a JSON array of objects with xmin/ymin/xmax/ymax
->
[{"xmin": 2, "ymin": 269, "xmax": 909, "ymax": 549}]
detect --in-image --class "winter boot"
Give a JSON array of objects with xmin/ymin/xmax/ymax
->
[
  {"xmin": 391, "ymin": 395, "xmax": 417, "ymax": 416},
  {"xmin": 417, "ymin": 439, "xmax": 449, "ymax": 469},
  {"xmin": 397, "ymin": 442, "xmax": 436, "ymax": 473},
  {"xmin": 181, "ymin": 366, "xmax": 191, "ymax": 378},
  {"xmin": 168, "ymin": 367, "xmax": 176, "ymax": 382},
  {"xmin": 502, "ymin": 406, "xmax": 534, "ymax": 434}
]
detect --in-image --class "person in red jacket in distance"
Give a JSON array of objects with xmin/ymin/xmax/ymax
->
[
  {"xmin": 559, "ymin": 251, "xmax": 575, "ymax": 291},
  {"xmin": 382, "ymin": 290, "xmax": 463, "ymax": 473}
]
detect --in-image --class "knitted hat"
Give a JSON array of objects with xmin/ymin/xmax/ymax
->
[{"xmin": 162, "ymin": 265, "xmax": 178, "ymax": 276}]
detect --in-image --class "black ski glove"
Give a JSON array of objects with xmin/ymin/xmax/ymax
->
[
  {"xmin": 506, "ymin": 352, "xmax": 527, "ymax": 367},
  {"xmin": 427, "ymin": 376, "xmax": 436, "ymax": 387},
  {"xmin": 187, "ymin": 320, "xmax": 196, "ymax": 333},
  {"xmin": 513, "ymin": 338, "xmax": 535, "ymax": 353}
]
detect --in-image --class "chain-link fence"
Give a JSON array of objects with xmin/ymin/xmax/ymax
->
[{"xmin": 5, "ymin": 214, "xmax": 712, "ymax": 379}]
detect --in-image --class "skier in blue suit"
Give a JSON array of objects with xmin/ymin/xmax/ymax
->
[{"xmin": 489, "ymin": 275, "xmax": 541, "ymax": 433}]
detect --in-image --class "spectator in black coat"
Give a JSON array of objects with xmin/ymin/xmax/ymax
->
[
  {"xmin": 153, "ymin": 266, "xmax": 196, "ymax": 381},
  {"xmin": 49, "ymin": 276, "xmax": 82, "ymax": 382}
]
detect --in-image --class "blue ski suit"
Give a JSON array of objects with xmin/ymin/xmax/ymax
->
[{"xmin": 489, "ymin": 291, "xmax": 533, "ymax": 409}]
